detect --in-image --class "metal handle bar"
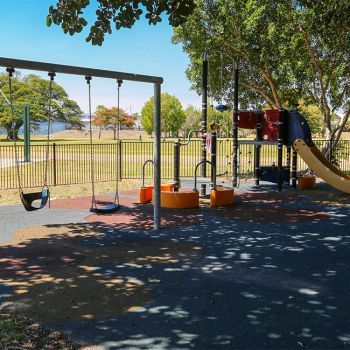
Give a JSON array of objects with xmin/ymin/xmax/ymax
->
[
  {"xmin": 194, "ymin": 160, "xmax": 216, "ymax": 192},
  {"xmin": 141, "ymin": 159, "xmax": 154, "ymax": 187}
]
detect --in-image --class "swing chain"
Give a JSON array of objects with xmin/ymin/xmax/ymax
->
[
  {"xmin": 114, "ymin": 79, "xmax": 123, "ymax": 205},
  {"xmin": 43, "ymin": 72, "xmax": 56, "ymax": 189},
  {"xmin": 7, "ymin": 67, "xmax": 22, "ymax": 195},
  {"xmin": 85, "ymin": 76, "xmax": 96, "ymax": 209}
]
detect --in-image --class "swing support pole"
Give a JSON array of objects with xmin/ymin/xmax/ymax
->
[
  {"xmin": 232, "ymin": 63, "xmax": 239, "ymax": 187},
  {"xmin": 201, "ymin": 51, "xmax": 208, "ymax": 196}
]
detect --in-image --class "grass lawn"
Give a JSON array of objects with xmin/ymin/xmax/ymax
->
[{"xmin": 0, "ymin": 129, "xmax": 152, "ymax": 145}]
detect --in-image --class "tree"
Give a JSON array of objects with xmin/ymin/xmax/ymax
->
[
  {"xmin": 0, "ymin": 73, "xmax": 82, "ymax": 140},
  {"xmin": 141, "ymin": 93, "xmax": 186, "ymax": 137},
  {"xmin": 107, "ymin": 107, "xmax": 132, "ymax": 139},
  {"xmin": 132, "ymin": 112, "xmax": 140, "ymax": 121},
  {"xmin": 297, "ymin": 102, "xmax": 324, "ymax": 137},
  {"xmin": 173, "ymin": 1, "xmax": 302, "ymax": 110},
  {"xmin": 92, "ymin": 105, "xmax": 131, "ymax": 139},
  {"xmin": 294, "ymin": 1, "xmax": 350, "ymax": 154},
  {"xmin": 66, "ymin": 114, "xmax": 84, "ymax": 130},
  {"xmin": 207, "ymin": 105, "xmax": 233, "ymax": 138},
  {"xmin": 46, "ymin": 0, "xmax": 196, "ymax": 46},
  {"xmin": 182, "ymin": 105, "xmax": 201, "ymax": 138},
  {"xmin": 92, "ymin": 105, "xmax": 110, "ymax": 138},
  {"xmin": 173, "ymin": 0, "xmax": 350, "ymax": 154}
]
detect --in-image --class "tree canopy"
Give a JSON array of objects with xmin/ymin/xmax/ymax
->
[
  {"xmin": 93, "ymin": 105, "xmax": 133, "ymax": 139},
  {"xmin": 141, "ymin": 93, "xmax": 186, "ymax": 136},
  {"xmin": 0, "ymin": 72, "xmax": 82, "ymax": 140},
  {"xmin": 47, "ymin": 0, "xmax": 196, "ymax": 45},
  {"xmin": 182, "ymin": 105, "xmax": 201, "ymax": 138},
  {"xmin": 173, "ymin": 0, "xmax": 350, "ymax": 150}
]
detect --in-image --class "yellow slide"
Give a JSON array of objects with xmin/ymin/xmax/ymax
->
[{"xmin": 293, "ymin": 139, "xmax": 350, "ymax": 194}]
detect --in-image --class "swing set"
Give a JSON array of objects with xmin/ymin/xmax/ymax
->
[{"xmin": 0, "ymin": 56, "xmax": 163, "ymax": 230}]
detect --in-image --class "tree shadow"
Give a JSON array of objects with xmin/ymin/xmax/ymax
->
[{"xmin": 1, "ymin": 187, "xmax": 350, "ymax": 349}]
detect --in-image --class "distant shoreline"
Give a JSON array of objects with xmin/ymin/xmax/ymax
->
[{"xmin": 0, "ymin": 121, "xmax": 68, "ymax": 135}]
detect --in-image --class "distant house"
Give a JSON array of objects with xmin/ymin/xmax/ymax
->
[
  {"xmin": 80, "ymin": 113, "xmax": 92, "ymax": 123},
  {"xmin": 80, "ymin": 113, "xmax": 94, "ymax": 129}
]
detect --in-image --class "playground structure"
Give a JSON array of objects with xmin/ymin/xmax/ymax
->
[
  {"xmin": 139, "ymin": 130, "xmax": 235, "ymax": 209},
  {"xmin": 1, "ymin": 54, "xmax": 348, "ymax": 226},
  {"xmin": 237, "ymin": 108, "xmax": 350, "ymax": 194},
  {"xmin": 139, "ymin": 49, "xmax": 349, "ymax": 210},
  {"xmin": 202, "ymin": 50, "xmax": 349, "ymax": 195}
]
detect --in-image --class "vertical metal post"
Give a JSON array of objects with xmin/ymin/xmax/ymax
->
[
  {"xmin": 277, "ymin": 109, "xmax": 286, "ymax": 191},
  {"xmin": 23, "ymin": 105, "xmax": 30, "ymax": 162},
  {"xmin": 53, "ymin": 142, "xmax": 57, "ymax": 186},
  {"xmin": 153, "ymin": 83, "xmax": 161, "ymax": 230},
  {"xmin": 292, "ymin": 149, "xmax": 298, "ymax": 189},
  {"xmin": 254, "ymin": 112, "xmax": 262, "ymax": 187},
  {"xmin": 232, "ymin": 63, "xmax": 239, "ymax": 187},
  {"xmin": 174, "ymin": 139, "xmax": 180, "ymax": 191},
  {"xmin": 201, "ymin": 52, "xmax": 208, "ymax": 189},
  {"xmin": 210, "ymin": 131, "xmax": 217, "ymax": 189}
]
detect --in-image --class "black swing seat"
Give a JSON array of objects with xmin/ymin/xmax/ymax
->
[
  {"xmin": 21, "ymin": 188, "xmax": 50, "ymax": 212},
  {"xmin": 90, "ymin": 203, "xmax": 120, "ymax": 214}
]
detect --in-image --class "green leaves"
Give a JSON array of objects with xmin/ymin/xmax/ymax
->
[
  {"xmin": 174, "ymin": 0, "xmax": 350, "ymax": 144},
  {"xmin": 47, "ymin": 0, "xmax": 195, "ymax": 45},
  {"xmin": 141, "ymin": 93, "xmax": 186, "ymax": 135},
  {"xmin": 0, "ymin": 73, "xmax": 83, "ymax": 139},
  {"xmin": 46, "ymin": 15, "xmax": 52, "ymax": 27}
]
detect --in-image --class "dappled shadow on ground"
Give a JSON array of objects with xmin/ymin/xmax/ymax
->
[
  {"xmin": 85, "ymin": 204, "xmax": 204, "ymax": 230},
  {"xmin": 51, "ymin": 194, "xmax": 139, "ymax": 210},
  {"xmin": 1, "ymin": 186, "xmax": 350, "ymax": 349},
  {"xmin": 215, "ymin": 203, "xmax": 329, "ymax": 223},
  {"xmin": 1, "ymin": 222, "xmax": 104, "ymax": 247},
  {"xmin": 0, "ymin": 224, "xmax": 202, "ymax": 323},
  {"xmin": 71, "ymin": 203, "xmax": 350, "ymax": 349},
  {"xmin": 235, "ymin": 190, "xmax": 305, "ymax": 204}
]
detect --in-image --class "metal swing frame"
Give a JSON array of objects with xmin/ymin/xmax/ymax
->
[{"xmin": 0, "ymin": 57, "xmax": 163, "ymax": 230}]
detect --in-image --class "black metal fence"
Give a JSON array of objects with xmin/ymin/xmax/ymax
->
[{"xmin": 1, "ymin": 139, "xmax": 349, "ymax": 190}]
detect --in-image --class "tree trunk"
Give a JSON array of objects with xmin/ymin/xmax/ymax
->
[
  {"xmin": 5, "ymin": 123, "xmax": 21, "ymax": 141},
  {"xmin": 99, "ymin": 127, "xmax": 101, "ymax": 139}
]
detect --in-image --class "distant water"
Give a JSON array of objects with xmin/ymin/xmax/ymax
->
[{"xmin": 0, "ymin": 121, "xmax": 67, "ymax": 135}]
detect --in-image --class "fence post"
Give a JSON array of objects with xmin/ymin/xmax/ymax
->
[{"xmin": 53, "ymin": 142, "xmax": 57, "ymax": 186}]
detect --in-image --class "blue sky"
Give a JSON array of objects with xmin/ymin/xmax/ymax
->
[{"xmin": 0, "ymin": 0, "xmax": 200, "ymax": 113}]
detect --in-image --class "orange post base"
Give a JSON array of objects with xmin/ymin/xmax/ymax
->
[
  {"xmin": 298, "ymin": 175, "xmax": 317, "ymax": 190},
  {"xmin": 139, "ymin": 184, "xmax": 175, "ymax": 204},
  {"xmin": 210, "ymin": 187, "xmax": 235, "ymax": 207},
  {"xmin": 157, "ymin": 190, "xmax": 199, "ymax": 209}
]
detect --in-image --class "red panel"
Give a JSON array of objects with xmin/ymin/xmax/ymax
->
[
  {"xmin": 261, "ymin": 110, "xmax": 279, "ymax": 141},
  {"xmin": 237, "ymin": 111, "xmax": 256, "ymax": 129}
]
